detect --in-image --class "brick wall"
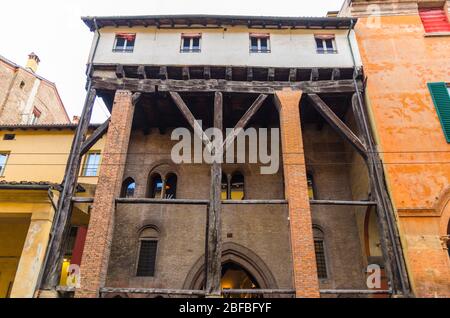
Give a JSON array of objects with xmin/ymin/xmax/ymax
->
[{"xmin": 76, "ymin": 90, "xmax": 135, "ymax": 298}]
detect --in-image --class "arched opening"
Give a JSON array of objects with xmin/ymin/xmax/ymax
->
[
  {"xmin": 307, "ymin": 173, "xmax": 315, "ymax": 200},
  {"xmin": 136, "ymin": 227, "xmax": 159, "ymax": 277},
  {"xmin": 230, "ymin": 172, "xmax": 244, "ymax": 200},
  {"xmin": 148, "ymin": 173, "xmax": 163, "ymax": 198},
  {"xmin": 165, "ymin": 173, "xmax": 177, "ymax": 199},
  {"xmin": 121, "ymin": 177, "xmax": 136, "ymax": 198},
  {"xmin": 221, "ymin": 173, "xmax": 228, "ymax": 200},
  {"xmin": 313, "ymin": 226, "xmax": 328, "ymax": 279},
  {"xmin": 221, "ymin": 262, "xmax": 261, "ymax": 298}
]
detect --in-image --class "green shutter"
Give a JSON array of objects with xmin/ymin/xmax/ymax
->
[{"xmin": 428, "ymin": 82, "xmax": 450, "ymax": 143}]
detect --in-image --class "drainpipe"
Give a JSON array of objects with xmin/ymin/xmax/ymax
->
[{"xmin": 346, "ymin": 20, "xmax": 410, "ymax": 296}]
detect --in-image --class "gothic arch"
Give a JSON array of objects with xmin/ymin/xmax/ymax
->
[{"xmin": 183, "ymin": 242, "xmax": 278, "ymax": 290}]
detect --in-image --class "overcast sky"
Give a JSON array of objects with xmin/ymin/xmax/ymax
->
[{"xmin": 1, "ymin": 0, "xmax": 344, "ymax": 123}]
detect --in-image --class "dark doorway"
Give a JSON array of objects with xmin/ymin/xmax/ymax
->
[{"xmin": 221, "ymin": 262, "xmax": 261, "ymax": 298}]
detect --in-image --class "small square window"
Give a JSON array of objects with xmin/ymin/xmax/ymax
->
[
  {"xmin": 315, "ymin": 35, "xmax": 337, "ymax": 54},
  {"xmin": 249, "ymin": 33, "xmax": 271, "ymax": 53},
  {"xmin": 113, "ymin": 33, "xmax": 136, "ymax": 53},
  {"xmin": 82, "ymin": 152, "xmax": 101, "ymax": 177},
  {"xmin": 180, "ymin": 33, "xmax": 202, "ymax": 53},
  {"xmin": 3, "ymin": 134, "xmax": 15, "ymax": 141}
]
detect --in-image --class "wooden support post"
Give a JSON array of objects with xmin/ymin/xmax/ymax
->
[
  {"xmin": 182, "ymin": 67, "xmax": 190, "ymax": 80},
  {"xmin": 205, "ymin": 91, "xmax": 223, "ymax": 297},
  {"xmin": 289, "ymin": 68, "xmax": 297, "ymax": 82},
  {"xmin": 80, "ymin": 119, "xmax": 110, "ymax": 156},
  {"xmin": 159, "ymin": 66, "xmax": 168, "ymax": 80},
  {"xmin": 115, "ymin": 65, "xmax": 125, "ymax": 79},
  {"xmin": 204, "ymin": 66, "xmax": 211, "ymax": 80},
  {"xmin": 247, "ymin": 67, "xmax": 253, "ymax": 82},
  {"xmin": 268, "ymin": 68, "xmax": 275, "ymax": 81},
  {"xmin": 351, "ymin": 93, "xmax": 411, "ymax": 296},
  {"xmin": 310, "ymin": 68, "xmax": 319, "ymax": 81},
  {"xmin": 307, "ymin": 94, "xmax": 367, "ymax": 159},
  {"xmin": 225, "ymin": 67, "xmax": 233, "ymax": 80},
  {"xmin": 137, "ymin": 65, "xmax": 147, "ymax": 79},
  {"xmin": 331, "ymin": 68, "xmax": 341, "ymax": 81},
  {"xmin": 40, "ymin": 88, "xmax": 97, "ymax": 290}
]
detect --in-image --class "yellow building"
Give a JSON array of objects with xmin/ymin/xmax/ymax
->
[{"xmin": 0, "ymin": 124, "xmax": 104, "ymax": 298}]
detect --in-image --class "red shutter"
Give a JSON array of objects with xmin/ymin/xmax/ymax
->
[{"xmin": 419, "ymin": 8, "xmax": 450, "ymax": 33}]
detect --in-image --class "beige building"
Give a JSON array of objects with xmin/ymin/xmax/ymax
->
[{"xmin": 0, "ymin": 53, "xmax": 70, "ymax": 125}]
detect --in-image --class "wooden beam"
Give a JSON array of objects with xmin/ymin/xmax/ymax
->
[
  {"xmin": 320, "ymin": 289, "xmax": 392, "ymax": 295},
  {"xmin": 137, "ymin": 65, "xmax": 147, "ymax": 79},
  {"xmin": 80, "ymin": 119, "xmax": 110, "ymax": 156},
  {"xmin": 116, "ymin": 198, "xmax": 209, "ymax": 205},
  {"xmin": 182, "ymin": 66, "xmax": 190, "ymax": 80},
  {"xmin": 91, "ymin": 77, "xmax": 361, "ymax": 95},
  {"xmin": 115, "ymin": 65, "xmax": 125, "ymax": 79},
  {"xmin": 72, "ymin": 197, "xmax": 94, "ymax": 203},
  {"xmin": 159, "ymin": 66, "xmax": 168, "ymax": 80},
  {"xmin": 204, "ymin": 66, "xmax": 211, "ymax": 80},
  {"xmin": 289, "ymin": 68, "xmax": 297, "ymax": 82},
  {"xmin": 169, "ymin": 92, "xmax": 212, "ymax": 149},
  {"xmin": 222, "ymin": 289, "xmax": 295, "ymax": 295},
  {"xmin": 205, "ymin": 91, "xmax": 223, "ymax": 297},
  {"xmin": 222, "ymin": 200, "xmax": 288, "ymax": 205},
  {"xmin": 225, "ymin": 67, "xmax": 232, "ymax": 80},
  {"xmin": 310, "ymin": 68, "xmax": 319, "ymax": 81},
  {"xmin": 247, "ymin": 67, "xmax": 253, "ymax": 82},
  {"xmin": 100, "ymin": 287, "xmax": 206, "ymax": 296},
  {"xmin": 331, "ymin": 68, "xmax": 341, "ymax": 81},
  {"xmin": 40, "ymin": 88, "xmax": 97, "ymax": 290},
  {"xmin": 307, "ymin": 94, "xmax": 367, "ymax": 159},
  {"xmin": 223, "ymin": 94, "xmax": 268, "ymax": 150},
  {"xmin": 310, "ymin": 200, "xmax": 377, "ymax": 206},
  {"xmin": 268, "ymin": 68, "xmax": 275, "ymax": 81}
]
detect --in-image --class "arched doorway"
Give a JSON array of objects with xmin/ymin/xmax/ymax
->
[
  {"xmin": 221, "ymin": 262, "xmax": 261, "ymax": 298},
  {"xmin": 183, "ymin": 243, "xmax": 278, "ymax": 297}
]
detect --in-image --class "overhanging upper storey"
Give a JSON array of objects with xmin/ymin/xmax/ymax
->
[{"xmin": 82, "ymin": 14, "xmax": 362, "ymax": 70}]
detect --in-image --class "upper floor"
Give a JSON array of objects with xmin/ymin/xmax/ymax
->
[{"xmin": 82, "ymin": 15, "xmax": 363, "ymax": 69}]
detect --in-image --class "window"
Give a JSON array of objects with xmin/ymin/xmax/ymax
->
[
  {"xmin": 82, "ymin": 152, "xmax": 101, "ymax": 177},
  {"xmin": 3, "ymin": 134, "xmax": 15, "ymax": 141},
  {"xmin": 249, "ymin": 33, "xmax": 270, "ymax": 53},
  {"xmin": 307, "ymin": 174, "xmax": 315, "ymax": 200},
  {"xmin": 148, "ymin": 173, "xmax": 163, "ymax": 198},
  {"xmin": 164, "ymin": 173, "xmax": 177, "ymax": 199},
  {"xmin": 315, "ymin": 34, "xmax": 337, "ymax": 54},
  {"xmin": 230, "ymin": 172, "xmax": 245, "ymax": 200},
  {"xmin": 180, "ymin": 33, "xmax": 201, "ymax": 53},
  {"xmin": 428, "ymin": 82, "xmax": 450, "ymax": 142},
  {"xmin": 419, "ymin": 7, "xmax": 450, "ymax": 34},
  {"xmin": 0, "ymin": 153, "xmax": 9, "ymax": 176},
  {"xmin": 113, "ymin": 33, "xmax": 136, "ymax": 53},
  {"xmin": 136, "ymin": 227, "xmax": 159, "ymax": 277},
  {"xmin": 313, "ymin": 226, "xmax": 328, "ymax": 279},
  {"xmin": 221, "ymin": 174, "xmax": 229, "ymax": 200},
  {"xmin": 121, "ymin": 177, "xmax": 136, "ymax": 198},
  {"xmin": 29, "ymin": 107, "xmax": 41, "ymax": 125}
]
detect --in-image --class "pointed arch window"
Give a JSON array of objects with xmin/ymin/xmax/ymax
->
[
  {"xmin": 136, "ymin": 227, "xmax": 159, "ymax": 277},
  {"xmin": 121, "ymin": 177, "xmax": 136, "ymax": 198},
  {"xmin": 165, "ymin": 173, "xmax": 177, "ymax": 199},
  {"xmin": 221, "ymin": 174, "xmax": 229, "ymax": 200},
  {"xmin": 148, "ymin": 173, "xmax": 163, "ymax": 199},
  {"xmin": 313, "ymin": 226, "xmax": 328, "ymax": 279}
]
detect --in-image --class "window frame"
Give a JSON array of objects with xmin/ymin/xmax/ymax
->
[
  {"xmin": 81, "ymin": 151, "xmax": 101, "ymax": 177},
  {"xmin": 135, "ymin": 227, "xmax": 159, "ymax": 278},
  {"xmin": 112, "ymin": 33, "xmax": 136, "ymax": 53},
  {"xmin": 313, "ymin": 226, "xmax": 330, "ymax": 281},
  {"xmin": 0, "ymin": 152, "xmax": 10, "ymax": 177},
  {"xmin": 249, "ymin": 33, "xmax": 271, "ymax": 53},
  {"xmin": 180, "ymin": 33, "xmax": 202, "ymax": 53},
  {"xmin": 314, "ymin": 34, "xmax": 338, "ymax": 54}
]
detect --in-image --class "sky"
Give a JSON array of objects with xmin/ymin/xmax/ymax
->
[{"xmin": 0, "ymin": 0, "xmax": 344, "ymax": 123}]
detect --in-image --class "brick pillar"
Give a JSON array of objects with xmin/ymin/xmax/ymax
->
[
  {"xmin": 276, "ymin": 89, "xmax": 320, "ymax": 298},
  {"xmin": 75, "ymin": 90, "xmax": 135, "ymax": 298}
]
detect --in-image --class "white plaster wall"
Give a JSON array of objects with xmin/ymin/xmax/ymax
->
[{"xmin": 92, "ymin": 26, "xmax": 362, "ymax": 68}]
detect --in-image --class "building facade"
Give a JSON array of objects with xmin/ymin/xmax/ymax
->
[
  {"xmin": 0, "ymin": 124, "xmax": 104, "ymax": 298},
  {"xmin": 0, "ymin": 53, "xmax": 70, "ymax": 125},
  {"xmin": 35, "ymin": 14, "xmax": 414, "ymax": 298},
  {"xmin": 339, "ymin": 0, "xmax": 450, "ymax": 297}
]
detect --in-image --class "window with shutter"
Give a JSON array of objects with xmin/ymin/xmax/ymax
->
[
  {"xmin": 419, "ymin": 7, "xmax": 450, "ymax": 33},
  {"xmin": 136, "ymin": 240, "xmax": 158, "ymax": 277},
  {"xmin": 428, "ymin": 82, "xmax": 450, "ymax": 143}
]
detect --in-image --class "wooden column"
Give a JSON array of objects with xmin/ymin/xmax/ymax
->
[
  {"xmin": 40, "ymin": 88, "xmax": 97, "ymax": 291},
  {"xmin": 75, "ymin": 90, "xmax": 136, "ymax": 298},
  {"xmin": 276, "ymin": 89, "xmax": 320, "ymax": 298},
  {"xmin": 205, "ymin": 92, "xmax": 223, "ymax": 296}
]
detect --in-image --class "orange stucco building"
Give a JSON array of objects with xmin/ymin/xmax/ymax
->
[{"xmin": 340, "ymin": 0, "xmax": 450, "ymax": 297}]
